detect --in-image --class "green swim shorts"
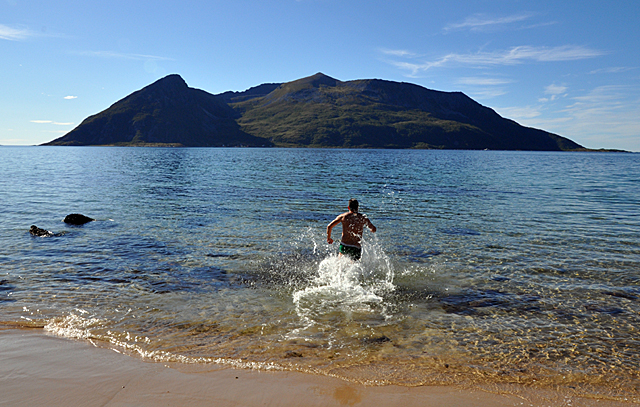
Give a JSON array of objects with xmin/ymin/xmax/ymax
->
[{"xmin": 339, "ymin": 243, "xmax": 362, "ymax": 260}]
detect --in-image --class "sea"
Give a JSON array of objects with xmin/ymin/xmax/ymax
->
[{"xmin": 1, "ymin": 146, "xmax": 639, "ymax": 401}]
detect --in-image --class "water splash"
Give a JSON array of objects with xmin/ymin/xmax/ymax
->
[{"xmin": 291, "ymin": 237, "xmax": 395, "ymax": 338}]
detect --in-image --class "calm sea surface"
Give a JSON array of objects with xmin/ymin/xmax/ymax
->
[{"xmin": 1, "ymin": 147, "xmax": 639, "ymax": 400}]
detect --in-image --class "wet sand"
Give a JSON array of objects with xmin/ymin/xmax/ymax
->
[{"xmin": 1, "ymin": 328, "xmax": 636, "ymax": 407}]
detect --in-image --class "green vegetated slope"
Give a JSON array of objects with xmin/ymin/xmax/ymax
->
[{"xmin": 227, "ymin": 73, "xmax": 582, "ymax": 150}]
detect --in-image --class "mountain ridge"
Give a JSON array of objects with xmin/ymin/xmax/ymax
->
[{"xmin": 44, "ymin": 73, "xmax": 585, "ymax": 151}]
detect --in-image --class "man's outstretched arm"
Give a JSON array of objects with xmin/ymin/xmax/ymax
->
[{"xmin": 326, "ymin": 216, "xmax": 342, "ymax": 244}]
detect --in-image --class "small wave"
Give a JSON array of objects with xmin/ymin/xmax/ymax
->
[{"xmin": 44, "ymin": 313, "xmax": 106, "ymax": 340}]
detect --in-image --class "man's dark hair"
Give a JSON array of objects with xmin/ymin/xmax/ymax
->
[{"xmin": 348, "ymin": 199, "xmax": 359, "ymax": 212}]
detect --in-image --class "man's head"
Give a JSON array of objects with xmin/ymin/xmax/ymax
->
[{"xmin": 348, "ymin": 199, "xmax": 359, "ymax": 212}]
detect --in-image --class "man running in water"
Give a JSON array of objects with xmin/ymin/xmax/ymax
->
[{"xmin": 326, "ymin": 199, "xmax": 377, "ymax": 260}]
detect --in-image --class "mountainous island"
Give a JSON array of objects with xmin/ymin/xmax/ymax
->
[{"xmin": 44, "ymin": 73, "xmax": 585, "ymax": 151}]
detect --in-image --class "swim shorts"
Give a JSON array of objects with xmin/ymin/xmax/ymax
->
[{"xmin": 339, "ymin": 243, "xmax": 362, "ymax": 260}]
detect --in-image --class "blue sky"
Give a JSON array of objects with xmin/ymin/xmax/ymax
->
[{"xmin": 2, "ymin": 0, "xmax": 639, "ymax": 151}]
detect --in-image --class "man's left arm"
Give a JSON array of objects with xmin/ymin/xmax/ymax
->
[{"xmin": 327, "ymin": 216, "xmax": 343, "ymax": 244}]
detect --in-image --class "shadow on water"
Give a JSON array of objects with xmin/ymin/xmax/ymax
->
[
  {"xmin": 0, "ymin": 279, "xmax": 16, "ymax": 303},
  {"xmin": 438, "ymin": 227, "xmax": 481, "ymax": 236},
  {"xmin": 390, "ymin": 245, "xmax": 441, "ymax": 263},
  {"xmin": 436, "ymin": 288, "xmax": 543, "ymax": 316}
]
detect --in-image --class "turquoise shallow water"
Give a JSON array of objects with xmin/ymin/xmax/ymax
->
[{"xmin": 1, "ymin": 147, "xmax": 639, "ymax": 400}]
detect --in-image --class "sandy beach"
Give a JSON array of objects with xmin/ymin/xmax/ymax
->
[{"xmin": 1, "ymin": 328, "xmax": 637, "ymax": 407}]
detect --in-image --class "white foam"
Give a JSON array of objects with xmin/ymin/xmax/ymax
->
[
  {"xmin": 291, "ymin": 238, "xmax": 395, "ymax": 330},
  {"xmin": 45, "ymin": 313, "xmax": 105, "ymax": 340}
]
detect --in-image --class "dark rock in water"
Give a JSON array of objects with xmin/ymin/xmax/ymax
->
[
  {"xmin": 284, "ymin": 351, "xmax": 303, "ymax": 358},
  {"xmin": 30, "ymin": 225, "xmax": 53, "ymax": 237},
  {"xmin": 64, "ymin": 214, "xmax": 94, "ymax": 225},
  {"xmin": 363, "ymin": 335, "xmax": 392, "ymax": 344}
]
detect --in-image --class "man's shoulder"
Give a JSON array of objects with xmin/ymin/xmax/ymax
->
[
  {"xmin": 336, "ymin": 212, "xmax": 350, "ymax": 220},
  {"xmin": 344, "ymin": 212, "xmax": 368, "ymax": 222}
]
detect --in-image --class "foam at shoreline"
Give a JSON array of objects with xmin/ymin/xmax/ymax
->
[{"xmin": 2, "ymin": 328, "xmax": 638, "ymax": 407}]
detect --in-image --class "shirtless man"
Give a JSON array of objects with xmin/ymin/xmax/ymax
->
[{"xmin": 326, "ymin": 199, "xmax": 377, "ymax": 260}]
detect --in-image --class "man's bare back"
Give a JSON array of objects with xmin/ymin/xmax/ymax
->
[{"xmin": 327, "ymin": 199, "xmax": 376, "ymax": 260}]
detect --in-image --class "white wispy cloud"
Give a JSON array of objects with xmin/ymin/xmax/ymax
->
[
  {"xmin": 544, "ymin": 84, "xmax": 568, "ymax": 95},
  {"xmin": 30, "ymin": 120, "xmax": 73, "ymax": 126},
  {"xmin": 561, "ymin": 86, "xmax": 640, "ymax": 149},
  {"xmin": 71, "ymin": 50, "xmax": 173, "ymax": 61},
  {"xmin": 589, "ymin": 66, "xmax": 636, "ymax": 74},
  {"xmin": 455, "ymin": 77, "xmax": 513, "ymax": 99},
  {"xmin": 445, "ymin": 13, "xmax": 535, "ymax": 32},
  {"xmin": 501, "ymin": 85, "xmax": 640, "ymax": 150},
  {"xmin": 568, "ymin": 85, "xmax": 628, "ymax": 107},
  {"xmin": 466, "ymin": 88, "xmax": 509, "ymax": 99},
  {"xmin": 64, "ymin": 95, "xmax": 78, "ymax": 100},
  {"xmin": 494, "ymin": 105, "xmax": 543, "ymax": 120},
  {"xmin": 539, "ymin": 83, "xmax": 568, "ymax": 102},
  {"xmin": 0, "ymin": 24, "xmax": 35, "ymax": 40},
  {"xmin": 456, "ymin": 77, "xmax": 513, "ymax": 86},
  {"xmin": 379, "ymin": 48, "xmax": 417, "ymax": 58},
  {"xmin": 386, "ymin": 45, "xmax": 605, "ymax": 76}
]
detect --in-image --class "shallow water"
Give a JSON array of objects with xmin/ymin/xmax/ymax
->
[{"xmin": 1, "ymin": 147, "xmax": 639, "ymax": 401}]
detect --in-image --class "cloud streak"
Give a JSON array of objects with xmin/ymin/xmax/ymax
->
[
  {"xmin": 379, "ymin": 48, "xmax": 417, "ymax": 58},
  {"xmin": 0, "ymin": 24, "xmax": 35, "ymax": 41},
  {"xmin": 455, "ymin": 77, "xmax": 513, "ymax": 99},
  {"xmin": 445, "ymin": 13, "xmax": 534, "ymax": 32},
  {"xmin": 499, "ymin": 85, "xmax": 640, "ymax": 150},
  {"xmin": 387, "ymin": 45, "xmax": 605, "ymax": 76},
  {"xmin": 589, "ymin": 66, "xmax": 637, "ymax": 74},
  {"xmin": 30, "ymin": 120, "xmax": 74, "ymax": 126},
  {"xmin": 456, "ymin": 77, "xmax": 513, "ymax": 86},
  {"xmin": 71, "ymin": 50, "xmax": 173, "ymax": 61},
  {"xmin": 539, "ymin": 84, "xmax": 568, "ymax": 102}
]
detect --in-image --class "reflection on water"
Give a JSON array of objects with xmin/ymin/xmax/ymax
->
[{"xmin": 1, "ymin": 147, "xmax": 639, "ymax": 402}]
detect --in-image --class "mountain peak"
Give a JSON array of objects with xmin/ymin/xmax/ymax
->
[
  {"xmin": 265, "ymin": 72, "xmax": 341, "ymax": 102},
  {"xmin": 291, "ymin": 72, "xmax": 340, "ymax": 88},
  {"xmin": 141, "ymin": 74, "xmax": 189, "ymax": 97},
  {"xmin": 153, "ymin": 74, "xmax": 188, "ymax": 87}
]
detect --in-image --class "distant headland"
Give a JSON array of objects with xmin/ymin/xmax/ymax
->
[{"xmin": 44, "ymin": 73, "xmax": 598, "ymax": 151}]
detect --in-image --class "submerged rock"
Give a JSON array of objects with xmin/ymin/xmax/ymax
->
[
  {"xmin": 30, "ymin": 225, "xmax": 53, "ymax": 237},
  {"xmin": 64, "ymin": 214, "xmax": 94, "ymax": 225},
  {"xmin": 363, "ymin": 335, "xmax": 392, "ymax": 345}
]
